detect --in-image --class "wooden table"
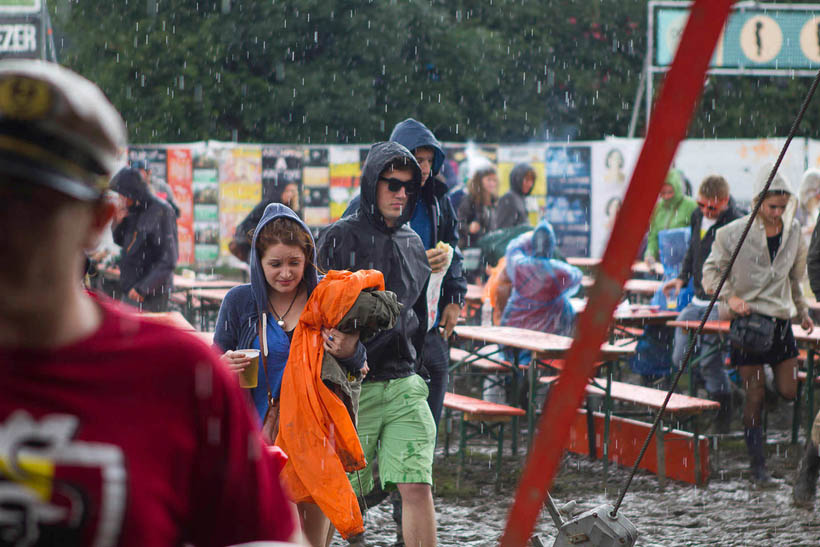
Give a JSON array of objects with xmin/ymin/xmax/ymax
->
[
  {"xmin": 453, "ymin": 325, "xmax": 635, "ymax": 464},
  {"xmin": 565, "ymin": 257, "xmax": 664, "ymax": 277},
  {"xmin": 140, "ymin": 311, "xmax": 196, "ymax": 331},
  {"xmin": 669, "ymin": 319, "xmax": 820, "ymax": 443}
]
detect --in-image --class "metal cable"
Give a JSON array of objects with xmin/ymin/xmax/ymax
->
[{"xmin": 611, "ymin": 67, "xmax": 820, "ymax": 517}]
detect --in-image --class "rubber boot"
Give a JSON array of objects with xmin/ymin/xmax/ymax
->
[
  {"xmin": 793, "ymin": 441, "xmax": 820, "ymax": 508},
  {"xmin": 712, "ymin": 392, "xmax": 733, "ymax": 435},
  {"xmin": 745, "ymin": 426, "xmax": 775, "ymax": 488},
  {"xmin": 390, "ymin": 490, "xmax": 404, "ymax": 546}
]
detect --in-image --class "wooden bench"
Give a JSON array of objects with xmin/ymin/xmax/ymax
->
[
  {"xmin": 449, "ymin": 346, "xmax": 511, "ymax": 373},
  {"xmin": 539, "ymin": 376, "xmax": 718, "ymax": 485},
  {"xmin": 442, "ymin": 392, "xmax": 525, "ymax": 481},
  {"xmin": 792, "ymin": 349, "xmax": 820, "ymax": 443}
]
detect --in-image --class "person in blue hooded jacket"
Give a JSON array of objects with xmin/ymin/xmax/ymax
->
[{"xmin": 214, "ymin": 203, "xmax": 366, "ymax": 546}]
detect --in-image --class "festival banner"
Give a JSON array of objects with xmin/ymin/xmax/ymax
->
[
  {"xmin": 218, "ymin": 146, "xmax": 262, "ymax": 258},
  {"xmin": 302, "ymin": 147, "xmax": 331, "ymax": 228},
  {"xmin": 166, "ymin": 148, "xmax": 194, "ymax": 265},
  {"xmin": 545, "ymin": 145, "xmax": 592, "ymax": 257},
  {"xmin": 192, "ymin": 153, "xmax": 220, "ymax": 264},
  {"xmin": 328, "ymin": 146, "xmax": 361, "ymax": 221},
  {"xmin": 590, "ymin": 138, "xmax": 642, "ymax": 257},
  {"xmin": 262, "ymin": 146, "xmax": 302, "ymax": 215}
]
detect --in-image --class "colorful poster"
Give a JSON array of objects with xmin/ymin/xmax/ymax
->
[
  {"xmin": 128, "ymin": 147, "xmax": 167, "ymax": 181},
  {"xmin": 262, "ymin": 146, "xmax": 302, "ymax": 215},
  {"xmin": 497, "ymin": 145, "xmax": 547, "ymax": 226},
  {"xmin": 166, "ymin": 148, "xmax": 194, "ymax": 265},
  {"xmin": 545, "ymin": 145, "xmax": 592, "ymax": 257},
  {"xmin": 218, "ymin": 147, "xmax": 262, "ymax": 258},
  {"xmin": 192, "ymin": 153, "xmax": 220, "ymax": 264},
  {"xmin": 329, "ymin": 146, "xmax": 361, "ymax": 221},
  {"xmin": 590, "ymin": 138, "xmax": 642, "ymax": 257},
  {"xmin": 302, "ymin": 147, "xmax": 331, "ymax": 228}
]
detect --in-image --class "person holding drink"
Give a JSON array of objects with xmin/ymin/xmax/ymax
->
[{"xmin": 214, "ymin": 202, "xmax": 367, "ymax": 546}]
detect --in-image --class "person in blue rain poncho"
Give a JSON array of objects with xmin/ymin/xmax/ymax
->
[{"xmin": 500, "ymin": 220, "xmax": 582, "ymax": 336}]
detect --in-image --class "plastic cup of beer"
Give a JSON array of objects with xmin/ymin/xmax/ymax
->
[{"xmin": 236, "ymin": 349, "xmax": 259, "ymax": 388}]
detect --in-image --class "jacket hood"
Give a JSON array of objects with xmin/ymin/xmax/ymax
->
[
  {"xmin": 660, "ymin": 169, "xmax": 685, "ymax": 209},
  {"xmin": 509, "ymin": 163, "xmax": 536, "ymax": 196},
  {"xmin": 389, "ymin": 118, "xmax": 445, "ymax": 179},
  {"xmin": 752, "ymin": 162, "xmax": 798, "ymax": 236},
  {"xmin": 358, "ymin": 141, "xmax": 422, "ymax": 232},
  {"xmin": 531, "ymin": 220, "xmax": 556, "ymax": 258},
  {"xmin": 799, "ymin": 168, "xmax": 820, "ymax": 208},
  {"xmin": 110, "ymin": 167, "xmax": 152, "ymax": 204},
  {"xmin": 249, "ymin": 203, "xmax": 319, "ymax": 325}
]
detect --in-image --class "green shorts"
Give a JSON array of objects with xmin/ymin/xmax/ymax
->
[{"xmin": 349, "ymin": 374, "xmax": 436, "ymax": 495}]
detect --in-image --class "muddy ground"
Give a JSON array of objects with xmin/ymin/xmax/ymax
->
[{"xmin": 331, "ymin": 402, "xmax": 820, "ymax": 547}]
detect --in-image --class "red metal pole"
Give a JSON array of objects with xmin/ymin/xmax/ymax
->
[{"xmin": 500, "ymin": 1, "xmax": 735, "ymax": 545}]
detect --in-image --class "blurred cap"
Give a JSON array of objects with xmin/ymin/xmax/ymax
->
[{"xmin": 0, "ymin": 59, "xmax": 126, "ymax": 201}]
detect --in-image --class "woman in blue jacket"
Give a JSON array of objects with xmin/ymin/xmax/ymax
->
[{"xmin": 214, "ymin": 203, "xmax": 365, "ymax": 546}]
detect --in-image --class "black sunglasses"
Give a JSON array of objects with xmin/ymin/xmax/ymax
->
[{"xmin": 380, "ymin": 177, "xmax": 417, "ymax": 194}]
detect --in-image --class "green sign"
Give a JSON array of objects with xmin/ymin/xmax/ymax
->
[
  {"xmin": 653, "ymin": 2, "xmax": 820, "ymax": 73},
  {"xmin": 0, "ymin": 0, "xmax": 39, "ymax": 14}
]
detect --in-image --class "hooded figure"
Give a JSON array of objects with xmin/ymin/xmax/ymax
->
[
  {"xmin": 704, "ymin": 164, "xmax": 807, "ymax": 322},
  {"xmin": 109, "ymin": 166, "xmax": 178, "ymax": 310},
  {"xmin": 215, "ymin": 203, "xmax": 322, "ymax": 420},
  {"xmin": 496, "ymin": 163, "xmax": 536, "ymax": 230},
  {"xmin": 645, "ymin": 169, "xmax": 697, "ymax": 262},
  {"xmin": 342, "ymin": 118, "xmax": 466, "ymax": 316},
  {"xmin": 319, "ymin": 142, "xmax": 431, "ymax": 380},
  {"xmin": 500, "ymin": 220, "xmax": 582, "ymax": 336}
]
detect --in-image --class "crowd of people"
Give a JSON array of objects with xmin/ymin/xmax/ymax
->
[{"xmin": 5, "ymin": 58, "xmax": 820, "ymax": 547}]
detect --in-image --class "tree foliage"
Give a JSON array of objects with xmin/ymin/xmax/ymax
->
[{"xmin": 49, "ymin": 0, "xmax": 820, "ymax": 144}]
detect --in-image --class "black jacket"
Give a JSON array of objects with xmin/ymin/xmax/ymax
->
[
  {"xmin": 496, "ymin": 163, "xmax": 534, "ymax": 230},
  {"xmin": 110, "ymin": 168, "xmax": 178, "ymax": 297},
  {"xmin": 342, "ymin": 118, "xmax": 467, "ymax": 310},
  {"xmin": 678, "ymin": 197, "xmax": 744, "ymax": 299},
  {"xmin": 808, "ymin": 217, "xmax": 820, "ymax": 296},
  {"xmin": 318, "ymin": 142, "xmax": 431, "ymax": 382}
]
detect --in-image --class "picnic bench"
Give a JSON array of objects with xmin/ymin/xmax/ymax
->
[
  {"xmin": 442, "ymin": 392, "xmax": 525, "ymax": 483},
  {"xmin": 452, "ymin": 325, "xmax": 634, "ymax": 481},
  {"xmin": 539, "ymin": 376, "xmax": 719, "ymax": 485}
]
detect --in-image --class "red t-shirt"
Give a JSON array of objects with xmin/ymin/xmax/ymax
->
[{"xmin": 0, "ymin": 296, "xmax": 296, "ymax": 546}]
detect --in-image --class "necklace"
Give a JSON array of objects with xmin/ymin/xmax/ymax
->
[{"xmin": 268, "ymin": 286, "xmax": 300, "ymax": 328}]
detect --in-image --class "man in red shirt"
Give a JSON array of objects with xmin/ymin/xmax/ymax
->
[{"xmin": 0, "ymin": 60, "xmax": 298, "ymax": 546}]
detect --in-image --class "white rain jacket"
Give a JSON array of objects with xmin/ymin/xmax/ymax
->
[{"xmin": 702, "ymin": 164, "xmax": 809, "ymax": 321}]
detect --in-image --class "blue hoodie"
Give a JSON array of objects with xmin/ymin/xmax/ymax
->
[{"xmin": 214, "ymin": 203, "xmax": 319, "ymax": 420}]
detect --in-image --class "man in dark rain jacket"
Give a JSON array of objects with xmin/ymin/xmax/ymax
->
[
  {"xmin": 343, "ymin": 118, "xmax": 466, "ymax": 428},
  {"xmin": 496, "ymin": 162, "xmax": 536, "ymax": 229},
  {"xmin": 110, "ymin": 166, "xmax": 178, "ymax": 312},
  {"xmin": 318, "ymin": 141, "xmax": 436, "ymax": 547},
  {"xmin": 662, "ymin": 175, "xmax": 744, "ymax": 432}
]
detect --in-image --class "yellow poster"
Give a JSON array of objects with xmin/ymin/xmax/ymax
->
[{"xmin": 218, "ymin": 147, "xmax": 262, "ymax": 257}]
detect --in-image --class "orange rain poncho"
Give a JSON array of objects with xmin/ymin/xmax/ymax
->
[{"xmin": 276, "ymin": 269, "xmax": 384, "ymax": 539}]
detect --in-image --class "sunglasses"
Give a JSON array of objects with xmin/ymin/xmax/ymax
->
[
  {"xmin": 380, "ymin": 177, "xmax": 417, "ymax": 194},
  {"xmin": 696, "ymin": 201, "xmax": 720, "ymax": 212}
]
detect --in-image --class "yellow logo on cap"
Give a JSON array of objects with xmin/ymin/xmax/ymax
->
[{"xmin": 0, "ymin": 76, "xmax": 52, "ymax": 120}]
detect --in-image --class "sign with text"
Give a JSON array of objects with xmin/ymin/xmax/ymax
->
[
  {"xmin": 653, "ymin": 2, "xmax": 820, "ymax": 73},
  {"xmin": 0, "ymin": 16, "xmax": 39, "ymax": 58}
]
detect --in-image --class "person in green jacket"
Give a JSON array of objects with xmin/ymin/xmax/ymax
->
[{"xmin": 644, "ymin": 169, "xmax": 697, "ymax": 266}]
